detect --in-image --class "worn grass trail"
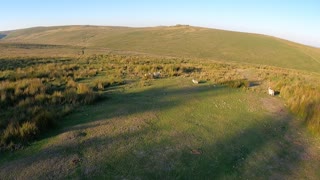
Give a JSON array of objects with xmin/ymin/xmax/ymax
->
[{"xmin": 0, "ymin": 78, "xmax": 319, "ymax": 179}]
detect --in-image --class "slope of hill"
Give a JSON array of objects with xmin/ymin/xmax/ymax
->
[
  {"xmin": 1, "ymin": 77, "xmax": 320, "ymax": 179},
  {"xmin": 0, "ymin": 44, "xmax": 319, "ymax": 179},
  {"xmin": 1, "ymin": 25, "xmax": 320, "ymax": 72}
]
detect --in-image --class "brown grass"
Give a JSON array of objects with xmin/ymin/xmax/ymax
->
[{"xmin": 1, "ymin": 53, "xmax": 319, "ymax": 151}]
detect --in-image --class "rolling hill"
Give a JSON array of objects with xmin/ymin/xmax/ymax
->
[
  {"xmin": 1, "ymin": 25, "xmax": 320, "ymax": 72},
  {"xmin": 1, "ymin": 26, "xmax": 320, "ymax": 179}
]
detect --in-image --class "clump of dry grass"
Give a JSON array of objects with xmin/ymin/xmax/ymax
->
[
  {"xmin": 1, "ymin": 53, "xmax": 319, "ymax": 151},
  {"xmin": 276, "ymin": 80, "xmax": 320, "ymax": 132},
  {"xmin": 0, "ymin": 57, "xmax": 102, "ymax": 150},
  {"xmin": 256, "ymin": 67, "xmax": 320, "ymax": 133}
]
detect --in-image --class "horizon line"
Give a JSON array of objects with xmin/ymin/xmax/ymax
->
[{"xmin": 1, "ymin": 24, "xmax": 319, "ymax": 48}]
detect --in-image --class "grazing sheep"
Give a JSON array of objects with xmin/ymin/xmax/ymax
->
[
  {"xmin": 192, "ymin": 79, "xmax": 199, "ymax": 84},
  {"xmin": 153, "ymin": 71, "xmax": 161, "ymax": 78},
  {"xmin": 268, "ymin": 87, "xmax": 275, "ymax": 96}
]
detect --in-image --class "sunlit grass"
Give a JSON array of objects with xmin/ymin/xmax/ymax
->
[
  {"xmin": 1, "ymin": 78, "xmax": 313, "ymax": 179},
  {"xmin": 2, "ymin": 25, "xmax": 320, "ymax": 72},
  {"xmin": 0, "ymin": 53, "xmax": 319, "ymax": 179}
]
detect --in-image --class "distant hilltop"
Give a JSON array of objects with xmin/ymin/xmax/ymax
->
[{"xmin": 1, "ymin": 25, "xmax": 320, "ymax": 73}]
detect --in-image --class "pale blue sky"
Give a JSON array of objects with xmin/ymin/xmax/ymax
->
[{"xmin": 1, "ymin": 0, "xmax": 320, "ymax": 47}]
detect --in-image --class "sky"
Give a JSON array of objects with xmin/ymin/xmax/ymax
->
[{"xmin": 1, "ymin": 0, "xmax": 320, "ymax": 47}]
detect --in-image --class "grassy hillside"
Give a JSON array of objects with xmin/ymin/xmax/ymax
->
[
  {"xmin": 1, "ymin": 25, "xmax": 320, "ymax": 73},
  {"xmin": 1, "ymin": 77, "xmax": 319, "ymax": 179},
  {"xmin": 0, "ymin": 53, "xmax": 319, "ymax": 178}
]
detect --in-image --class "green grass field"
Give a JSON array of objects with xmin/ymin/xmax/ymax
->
[
  {"xmin": 1, "ymin": 25, "xmax": 320, "ymax": 73},
  {"xmin": 1, "ymin": 25, "xmax": 320, "ymax": 179},
  {"xmin": 0, "ymin": 77, "xmax": 319, "ymax": 179}
]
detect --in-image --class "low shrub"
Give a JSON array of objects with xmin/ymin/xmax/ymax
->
[
  {"xmin": 33, "ymin": 110, "xmax": 56, "ymax": 131},
  {"xmin": 1, "ymin": 123, "xmax": 20, "ymax": 145},
  {"xmin": 77, "ymin": 83, "xmax": 91, "ymax": 94},
  {"xmin": 63, "ymin": 89, "xmax": 78, "ymax": 104},
  {"xmin": 95, "ymin": 80, "xmax": 105, "ymax": 91},
  {"xmin": 80, "ymin": 92, "xmax": 99, "ymax": 105},
  {"xmin": 19, "ymin": 121, "xmax": 39, "ymax": 141}
]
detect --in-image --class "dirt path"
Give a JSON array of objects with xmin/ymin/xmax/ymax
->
[
  {"xmin": 261, "ymin": 96, "xmax": 320, "ymax": 179},
  {"xmin": 0, "ymin": 78, "xmax": 319, "ymax": 179},
  {"xmin": 241, "ymin": 67, "xmax": 320, "ymax": 179}
]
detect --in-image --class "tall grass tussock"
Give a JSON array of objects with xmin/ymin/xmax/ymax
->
[{"xmin": 0, "ymin": 54, "xmax": 319, "ymax": 151}]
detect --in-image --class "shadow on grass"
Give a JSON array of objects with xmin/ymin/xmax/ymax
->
[
  {"xmin": 0, "ymin": 83, "xmax": 308, "ymax": 179},
  {"xmin": 0, "ymin": 113, "xmax": 305, "ymax": 179},
  {"xmin": 218, "ymin": 79, "xmax": 250, "ymax": 88},
  {"xmin": 173, "ymin": 119, "xmax": 301, "ymax": 179},
  {"xmin": 58, "ymin": 83, "xmax": 225, "ymax": 130},
  {"xmin": 88, "ymin": 117, "xmax": 304, "ymax": 179},
  {"xmin": 249, "ymin": 80, "xmax": 261, "ymax": 87},
  {"xmin": 275, "ymin": 90, "xmax": 281, "ymax": 96}
]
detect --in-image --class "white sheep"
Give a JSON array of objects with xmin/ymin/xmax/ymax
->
[
  {"xmin": 268, "ymin": 87, "xmax": 275, "ymax": 96},
  {"xmin": 153, "ymin": 71, "xmax": 161, "ymax": 78},
  {"xmin": 192, "ymin": 79, "xmax": 199, "ymax": 84}
]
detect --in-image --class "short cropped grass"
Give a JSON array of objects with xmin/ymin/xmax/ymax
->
[
  {"xmin": 2, "ymin": 25, "xmax": 320, "ymax": 72},
  {"xmin": 1, "ymin": 78, "xmax": 318, "ymax": 179}
]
